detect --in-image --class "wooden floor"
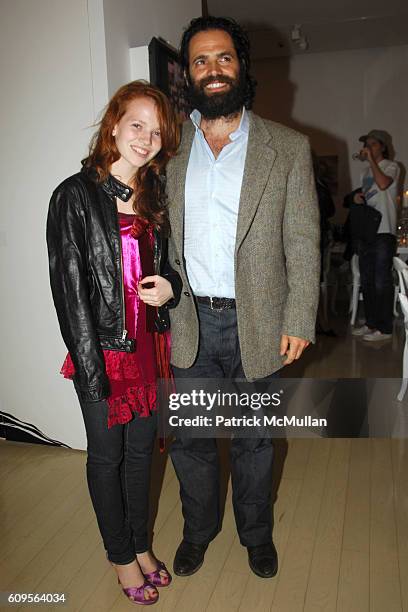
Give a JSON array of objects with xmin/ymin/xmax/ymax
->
[
  {"xmin": 1, "ymin": 314, "xmax": 408, "ymax": 611},
  {"xmin": 1, "ymin": 436, "xmax": 407, "ymax": 612}
]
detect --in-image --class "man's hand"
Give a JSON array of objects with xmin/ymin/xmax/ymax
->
[
  {"xmin": 361, "ymin": 146, "xmax": 373, "ymax": 162},
  {"xmin": 353, "ymin": 191, "xmax": 365, "ymax": 204},
  {"xmin": 138, "ymin": 275, "xmax": 174, "ymax": 307},
  {"xmin": 280, "ymin": 335, "xmax": 310, "ymax": 365}
]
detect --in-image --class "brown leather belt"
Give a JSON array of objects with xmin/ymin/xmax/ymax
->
[{"xmin": 195, "ymin": 296, "xmax": 236, "ymax": 310}]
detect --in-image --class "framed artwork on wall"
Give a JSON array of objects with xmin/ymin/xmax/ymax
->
[{"xmin": 148, "ymin": 37, "xmax": 189, "ymax": 121}]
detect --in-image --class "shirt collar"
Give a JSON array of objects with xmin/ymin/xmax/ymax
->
[{"xmin": 190, "ymin": 107, "xmax": 249, "ymax": 141}]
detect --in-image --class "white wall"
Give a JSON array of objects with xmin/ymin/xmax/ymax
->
[
  {"xmin": 130, "ymin": 46, "xmax": 150, "ymax": 81},
  {"xmin": 0, "ymin": 0, "xmax": 107, "ymax": 448},
  {"xmin": 0, "ymin": 0, "xmax": 201, "ymax": 450},
  {"xmin": 103, "ymin": 0, "xmax": 201, "ymax": 95},
  {"xmin": 253, "ymin": 45, "xmax": 408, "ymax": 218}
]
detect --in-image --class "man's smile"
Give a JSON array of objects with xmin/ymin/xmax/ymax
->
[{"xmin": 205, "ymin": 82, "xmax": 228, "ymax": 91}]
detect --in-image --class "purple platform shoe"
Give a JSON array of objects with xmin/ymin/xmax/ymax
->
[
  {"xmin": 119, "ymin": 578, "xmax": 159, "ymax": 606},
  {"xmin": 143, "ymin": 560, "xmax": 172, "ymax": 587}
]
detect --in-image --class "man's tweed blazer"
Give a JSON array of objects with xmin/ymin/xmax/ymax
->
[{"xmin": 166, "ymin": 111, "xmax": 320, "ymax": 379}]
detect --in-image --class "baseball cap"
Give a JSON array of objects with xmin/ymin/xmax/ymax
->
[{"xmin": 359, "ymin": 129, "xmax": 392, "ymax": 148}]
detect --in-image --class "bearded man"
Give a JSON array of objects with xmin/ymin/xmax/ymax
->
[{"xmin": 165, "ymin": 16, "xmax": 320, "ymax": 579}]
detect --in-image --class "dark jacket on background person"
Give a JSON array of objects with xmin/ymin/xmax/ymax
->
[
  {"xmin": 316, "ymin": 176, "xmax": 335, "ymax": 252},
  {"xmin": 46, "ymin": 169, "xmax": 182, "ymax": 403}
]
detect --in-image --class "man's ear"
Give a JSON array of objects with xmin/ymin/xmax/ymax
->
[{"xmin": 184, "ymin": 69, "xmax": 190, "ymax": 87}]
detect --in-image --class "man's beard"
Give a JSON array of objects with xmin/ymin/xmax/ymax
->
[{"xmin": 187, "ymin": 73, "xmax": 246, "ymax": 120}]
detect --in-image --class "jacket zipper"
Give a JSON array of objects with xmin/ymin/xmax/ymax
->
[
  {"xmin": 153, "ymin": 229, "xmax": 161, "ymax": 274},
  {"xmin": 114, "ymin": 201, "xmax": 127, "ymax": 342},
  {"xmin": 119, "ymin": 241, "xmax": 128, "ymax": 341}
]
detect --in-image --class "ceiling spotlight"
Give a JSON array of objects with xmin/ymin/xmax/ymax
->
[
  {"xmin": 291, "ymin": 24, "xmax": 308, "ymax": 51},
  {"xmin": 291, "ymin": 24, "xmax": 302, "ymax": 41},
  {"xmin": 298, "ymin": 37, "xmax": 308, "ymax": 51}
]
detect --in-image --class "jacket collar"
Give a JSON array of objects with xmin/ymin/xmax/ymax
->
[
  {"xmin": 234, "ymin": 112, "xmax": 277, "ymax": 251},
  {"xmin": 101, "ymin": 174, "xmax": 133, "ymax": 202},
  {"xmin": 81, "ymin": 166, "xmax": 133, "ymax": 202}
]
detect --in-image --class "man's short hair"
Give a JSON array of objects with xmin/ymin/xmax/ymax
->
[
  {"xmin": 359, "ymin": 129, "xmax": 392, "ymax": 159},
  {"xmin": 179, "ymin": 15, "xmax": 257, "ymax": 109}
]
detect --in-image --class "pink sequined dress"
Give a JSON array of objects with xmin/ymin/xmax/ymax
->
[{"xmin": 61, "ymin": 212, "xmax": 170, "ymax": 428}]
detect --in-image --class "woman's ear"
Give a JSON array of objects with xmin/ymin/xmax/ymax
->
[{"xmin": 112, "ymin": 125, "xmax": 117, "ymax": 137}]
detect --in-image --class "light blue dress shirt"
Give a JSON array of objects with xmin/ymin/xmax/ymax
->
[{"xmin": 184, "ymin": 108, "xmax": 249, "ymax": 298}]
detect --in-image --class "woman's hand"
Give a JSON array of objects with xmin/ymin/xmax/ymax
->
[{"xmin": 138, "ymin": 275, "xmax": 174, "ymax": 307}]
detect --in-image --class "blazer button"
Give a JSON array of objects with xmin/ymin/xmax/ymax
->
[
  {"xmin": 175, "ymin": 259, "xmax": 181, "ymax": 265},
  {"xmin": 184, "ymin": 291, "xmax": 190, "ymax": 297}
]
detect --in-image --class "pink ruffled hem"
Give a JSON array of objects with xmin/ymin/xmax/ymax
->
[
  {"xmin": 106, "ymin": 382, "xmax": 157, "ymax": 428},
  {"xmin": 60, "ymin": 350, "xmax": 151, "ymax": 382},
  {"xmin": 60, "ymin": 352, "xmax": 157, "ymax": 428}
]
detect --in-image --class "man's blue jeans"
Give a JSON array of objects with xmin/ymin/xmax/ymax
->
[
  {"xmin": 359, "ymin": 233, "xmax": 396, "ymax": 334},
  {"xmin": 170, "ymin": 301, "xmax": 277, "ymax": 548}
]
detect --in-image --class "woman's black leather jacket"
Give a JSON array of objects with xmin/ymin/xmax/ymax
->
[{"xmin": 46, "ymin": 168, "xmax": 182, "ymax": 403}]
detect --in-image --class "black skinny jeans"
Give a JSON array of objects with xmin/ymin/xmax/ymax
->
[
  {"xmin": 359, "ymin": 233, "xmax": 396, "ymax": 334},
  {"xmin": 77, "ymin": 390, "xmax": 157, "ymax": 564}
]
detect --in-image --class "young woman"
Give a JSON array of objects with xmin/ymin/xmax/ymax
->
[{"xmin": 47, "ymin": 81, "xmax": 181, "ymax": 606}]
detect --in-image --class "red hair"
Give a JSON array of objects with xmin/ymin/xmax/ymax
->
[{"xmin": 83, "ymin": 80, "xmax": 180, "ymax": 232}]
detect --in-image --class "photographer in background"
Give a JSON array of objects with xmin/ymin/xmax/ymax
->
[{"xmin": 351, "ymin": 130, "xmax": 400, "ymax": 341}]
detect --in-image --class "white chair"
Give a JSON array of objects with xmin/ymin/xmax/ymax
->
[
  {"xmin": 393, "ymin": 289, "xmax": 399, "ymax": 317},
  {"xmin": 320, "ymin": 241, "xmax": 339, "ymax": 325},
  {"xmin": 349, "ymin": 254, "xmax": 362, "ymax": 326},
  {"xmin": 320, "ymin": 242, "xmax": 332, "ymax": 324},
  {"xmin": 397, "ymin": 292, "xmax": 408, "ymax": 401},
  {"xmin": 394, "ymin": 258, "xmax": 408, "ymax": 401},
  {"xmin": 393, "ymin": 256, "xmax": 408, "ymax": 296}
]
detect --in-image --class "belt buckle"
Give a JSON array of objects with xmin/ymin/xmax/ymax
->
[{"xmin": 209, "ymin": 296, "xmax": 222, "ymax": 310}]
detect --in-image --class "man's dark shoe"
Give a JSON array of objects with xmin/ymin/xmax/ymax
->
[
  {"xmin": 247, "ymin": 542, "xmax": 278, "ymax": 578},
  {"xmin": 173, "ymin": 540, "xmax": 208, "ymax": 576}
]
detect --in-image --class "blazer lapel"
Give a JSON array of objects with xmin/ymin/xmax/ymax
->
[
  {"xmin": 167, "ymin": 121, "xmax": 195, "ymax": 253},
  {"xmin": 235, "ymin": 112, "xmax": 277, "ymax": 253}
]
